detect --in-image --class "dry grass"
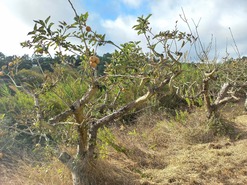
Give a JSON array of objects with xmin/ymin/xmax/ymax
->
[
  {"xmin": 0, "ymin": 157, "xmax": 72, "ymax": 185},
  {"xmin": 111, "ymin": 103, "xmax": 247, "ymax": 185},
  {"xmin": 142, "ymin": 139, "xmax": 247, "ymax": 185},
  {"xmin": 1, "ymin": 102, "xmax": 247, "ymax": 185}
]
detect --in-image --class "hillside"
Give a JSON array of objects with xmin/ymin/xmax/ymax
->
[{"xmin": 0, "ymin": 100, "xmax": 247, "ymax": 185}]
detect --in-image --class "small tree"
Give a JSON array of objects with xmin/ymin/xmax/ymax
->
[
  {"xmin": 177, "ymin": 11, "xmax": 247, "ymax": 119},
  {"xmin": 13, "ymin": 2, "xmax": 194, "ymax": 185}
]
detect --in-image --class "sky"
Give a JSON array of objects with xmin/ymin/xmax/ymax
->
[{"xmin": 0, "ymin": 0, "xmax": 247, "ymax": 60}]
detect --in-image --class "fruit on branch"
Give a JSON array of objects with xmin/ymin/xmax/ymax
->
[
  {"xmin": 0, "ymin": 71, "xmax": 4, "ymax": 76},
  {"xmin": 89, "ymin": 61, "xmax": 97, "ymax": 68},
  {"xmin": 86, "ymin": 26, "xmax": 92, "ymax": 32},
  {"xmin": 89, "ymin": 56, "xmax": 100, "ymax": 64},
  {"xmin": 89, "ymin": 56, "xmax": 100, "ymax": 68}
]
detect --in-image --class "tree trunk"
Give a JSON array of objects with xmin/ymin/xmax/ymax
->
[
  {"xmin": 71, "ymin": 161, "xmax": 90, "ymax": 185},
  {"xmin": 53, "ymin": 77, "xmax": 174, "ymax": 185},
  {"xmin": 59, "ymin": 152, "xmax": 94, "ymax": 185}
]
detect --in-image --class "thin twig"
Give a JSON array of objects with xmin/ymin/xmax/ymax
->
[
  {"xmin": 229, "ymin": 27, "xmax": 241, "ymax": 58},
  {"xmin": 68, "ymin": 0, "xmax": 79, "ymax": 17}
]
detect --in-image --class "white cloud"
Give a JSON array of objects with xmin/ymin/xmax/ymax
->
[
  {"xmin": 0, "ymin": 2, "xmax": 33, "ymax": 56},
  {"xmin": 96, "ymin": 0, "xmax": 247, "ymax": 58},
  {"xmin": 102, "ymin": 16, "xmax": 137, "ymax": 42},
  {"xmin": 99, "ymin": 15, "xmax": 146, "ymax": 54},
  {"xmin": 122, "ymin": 0, "xmax": 143, "ymax": 8},
  {"xmin": 147, "ymin": 0, "xmax": 247, "ymax": 58},
  {"xmin": 0, "ymin": 0, "xmax": 85, "ymax": 56},
  {"xmin": 0, "ymin": 0, "xmax": 247, "ymax": 59},
  {"xmin": 1, "ymin": 0, "xmax": 76, "ymax": 26}
]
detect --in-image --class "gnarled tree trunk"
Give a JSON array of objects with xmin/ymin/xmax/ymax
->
[
  {"xmin": 59, "ymin": 152, "xmax": 92, "ymax": 185},
  {"xmin": 50, "ymin": 76, "xmax": 174, "ymax": 185}
]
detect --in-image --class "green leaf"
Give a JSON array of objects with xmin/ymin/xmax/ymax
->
[
  {"xmin": 146, "ymin": 14, "xmax": 152, "ymax": 20},
  {"xmin": 48, "ymin": 22, "xmax": 54, "ymax": 30},
  {"xmin": 33, "ymin": 23, "xmax": 37, "ymax": 31},
  {"xmin": 33, "ymin": 20, "xmax": 39, "ymax": 24},
  {"xmin": 181, "ymin": 40, "xmax": 185, "ymax": 48},
  {"xmin": 45, "ymin": 16, "xmax": 51, "ymax": 24},
  {"xmin": 27, "ymin": 31, "xmax": 36, "ymax": 35},
  {"xmin": 39, "ymin": 20, "xmax": 46, "ymax": 27},
  {"xmin": 0, "ymin": 114, "xmax": 5, "ymax": 120},
  {"xmin": 84, "ymin": 12, "xmax": 89, "ymax": 20}
]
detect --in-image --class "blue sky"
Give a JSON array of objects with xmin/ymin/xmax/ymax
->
[
  {"xmin": 81, "ymin": 0, "xmax": 150, "ymax": 19},
  {"xmin": 0, "ymin": 0, "xmax": 247, "ymax": 60}
]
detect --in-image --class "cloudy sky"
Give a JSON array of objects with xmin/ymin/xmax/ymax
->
[{"xmin": 0, "ymin": 0, "xmax": 247, "ymax": 60}]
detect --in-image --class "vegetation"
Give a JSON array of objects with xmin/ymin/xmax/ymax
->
[{"xmin": 0, "ymin": 1, "xmax": 247, "ymax": 185}]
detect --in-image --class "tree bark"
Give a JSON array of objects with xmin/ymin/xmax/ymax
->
[
  {"xmin": 59, "ymin": 152, "xmax": 91, "ymax": 185},
  {"xmin": 203, "ymin": 81, "xmax": 239, "ymax": 118},
  {"xmin": 71, "ymin": 159, "xmax": 92, "ymax": 185}
]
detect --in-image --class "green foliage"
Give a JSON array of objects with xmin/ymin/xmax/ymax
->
[
  {"xmin": 0, "ymin": 85, "xmax": 34, "ymax": 119},
  {"xmin": 103, "ymin": 42, "xmax": 150, "ymax": 104},
  {"xmin": 97, "ymin": 126, "xmax": 127, "ymax": 158},
  {"xmin": 15, "ymin": 69, "xmax": 44, "ymax": 89},
  {"xmin": 0, "ymin": 85, "xmax": 39, "ymax": 151},
  {"xmin": 174, "ymin": 63, "xmax": 204, "ymax": 107},
  {"xmin": 97, "ymin": 126, "xmax": 116, "ymax": 158},
  {"xmin": 32, "ymin": 56, "xmax": 59, "ymax": 72},
  {"xmin": 175, "ymin": 110, "xmax": 189, "ymax": 124},
  {"xmin": 40, "ymin": 72, "xmax": 88, "ymax": 119},
  {"xmin": 14, "ymin": 12, "xmax": 196, "ymax": 158},
  {"xmin": 21, "ymin": 13, "xmax": 105, "ymax": 62},
  {"xmin": 97, "ymin": 53, "xmax": 112, "ymax": 76},
  {"xmin": 133, "ymin": 14, "xmax": 152, "ymax": 35},
  {"xmin": 0, "ymin": 83, "xmax": 12, "ymax": 97},
  {"xmin": 207, "ymin": 116, "xmax": 235, "ymax": 137},
  {"xmin": 18, "ymin": 55, "xmax": 33, "ymax": 70},
  {"xmin": 0, "ymin": 113, "xmax": 4, "ymax": 120}
]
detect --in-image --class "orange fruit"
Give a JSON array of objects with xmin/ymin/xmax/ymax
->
[
  {"xmin": 95, "ymin": 57, "xmax": 100, "ymax": 64},
  {"xmin": 86, "ymin": 26, "xmax": 92, "ymax": 32},
  {"xmin": 0, "ymin": 71, "xmax": 4, "ymax": 76},
  {"xmin": 90, "ymin": 61, "xmax": 97, "ymax": 68},
  {"xmin": 89, "ymin": 56, "xmax": 96, "ymax": 62},
  {"xmin": 89, "ymin": 56, "xmax": 100, "ymax": 64}
]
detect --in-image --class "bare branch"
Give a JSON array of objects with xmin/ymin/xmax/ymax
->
[
  {"xmin": 33, "ymin": 93, "xmax": 43, "ymax": 123},
  {"xmin": 95, "ymin": 77, "xmax": 171, "ymax": 127},
  {"xmin": 49, "ymin": 109, "xmax": 73, "ymax": 125},
  {"xmin": 204, "ymin": 68, "xmax": 216, "ymax": 78},
  {"xmin": 229, "ymin": 27, "xmax": 241, "ymax": 58},
  {"xmin": 214, "ymin": 83, "xmax": 231, "ymax": 105},
  {"xmin": 217, "ymin": 96, "xmax": 239, "ymax": 106},
  {"xmin": 87, "ymin": 77, "xmax": 172, "ymax": 156},
  {"xmin": 67, "ymin": 0, "xmax": 79, "ymax": 17}
]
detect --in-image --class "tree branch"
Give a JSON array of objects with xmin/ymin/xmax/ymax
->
[
  {"xmin": 33, "ymin": 93, "xmax": 43, "ymax": 123},
  {"xmin": 49, "ymin": 84, "xmax": 98, "ymax": 124},
  {"xmin": 214, "ymin": 83, "xmax": 231, "ymax": 105},
  {"xmin": 87, "ymin": 77, "xmax": 171, "ymax": 157},
  {"xmin": 49, "ymin": 109, "xmax": 74, "ymax": 124}
]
